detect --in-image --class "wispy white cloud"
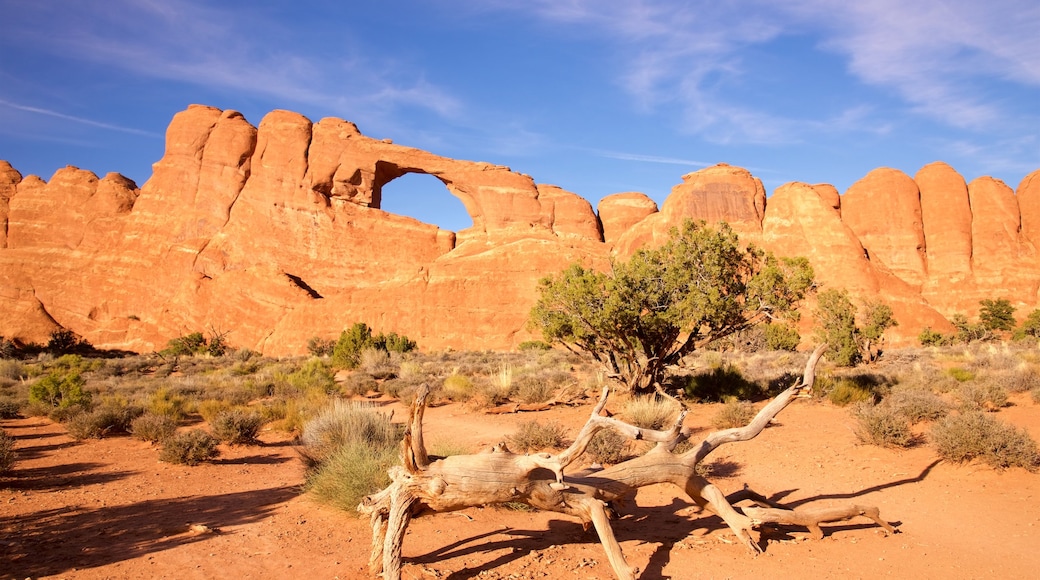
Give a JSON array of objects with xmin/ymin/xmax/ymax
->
[
  {"xmin": 0, "ymin": 99, "xmax": 160, "ymax": 137},
  {"xmin": 2, "ymin": 0, "xmax": 462, "ymax": 123},
  {"xmin": 594, "ymin": 150, "xmax": 711, "ymax": 167},
  {"xmin": 482, "ymin": 0, "xmax": 1040, "ymax": 140}
]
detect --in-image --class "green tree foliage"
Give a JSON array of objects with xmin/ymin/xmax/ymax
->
[
  {"xmin": 979, "ymin": 298, "xmax": 1016, "ymax": 332},
  {"xmin": 530, "ymin": 220, "xmax": 814, "ymax": 392},
  {"xmin": 29, "ymin": 355, "xmax": 94, "ymax": 409},
  {"xmin": 814, "ymin": 289, "xmax": 860, "ymax": 366},
  {"xmin": 331, "ymin": 323, "xmax": 417, "ymax": 369},
  {"xmin": 814, "ymin": 291, "xmax": 897, "ymax": 366},
  {"xmin": 163, "ymin": 329, "xmax": 229, "ymax": 357},
  {"xmin": 951, "ymin": 313, "xmax": 990, "ymax": 343},
  {"xmin": 1015, "ymin": 309, "xmax": 1040, "ymax": 341},
  {"xmin": 763, "ymin": 322, "xmax": 801, "ymax": 351}
]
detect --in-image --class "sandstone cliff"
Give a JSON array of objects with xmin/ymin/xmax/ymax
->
[{"xmin": 1, "ymin": 105, "xmax": 1038, "ymax": 354}]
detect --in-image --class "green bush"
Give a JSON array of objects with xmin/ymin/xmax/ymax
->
[
  {"xmin": 130, "ymin": 413, "xmax": 178, "ymax": 443},
  {"xmin": 852, "ymin": 403, "xmax": 915, "ymax": 448},
  {"xmin": 29, "ymin": 369, "xmax": 92, "ymax": 410},
  {"xmin": 931, "ymin": 412, "xmax": 1040, "ymax": 470},
  {"xmin": 441, "ymin": 373, "xmax": 475, "ymax": 402},
  {"xmin": 159, "ymin": 429, "xmax": 220, "ymax": 465},
  {"xmin": 827, "ymin": 378, "xmax": 876, "ymax": 407},
  {"xmin": 918, "ymin": 327, "xmax": 949, "ymax": 346},
  {"xmin": 0, "ymin": 400, "xmax": 21, "ymax": 419},
  {"xmin": 0, "ymin": 429, "xmax": 15, "ymax": 473},
  {"xmin": 211, "ymin": 408, "xmax": 264, "ymax": 444},
  {"xmin": 286, "ymin": 358, "xmax": 337, "ymax": 395},
  {"xmin": 763, "ymin": 323, "xmax": 800, "ymax": 351},
  {"xmin": 517, "ymin": 340, "xmax": 552, "ymax": 352},
  {"xmin": 947, "ymin": 367, "xmax": 975, "ymax": 382},
  {"xmin": 507, "ymin": 420, "xmax": 567, "ymax": 453},
  {"xmin": 331, "ymin": 323, "xmax": 416, "ymax": 370},
  {"xmin": 711, "ymin": 400, "xmax": 757, "ymax": 429}
]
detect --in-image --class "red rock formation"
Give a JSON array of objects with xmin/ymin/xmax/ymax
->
[
  {"xmin": 1, "ymin": 105, "xmax": 1038, "ymax": 353},
  {"xmin": 597, "ymin": 192, "xmax": 658, "ymax": 245}
]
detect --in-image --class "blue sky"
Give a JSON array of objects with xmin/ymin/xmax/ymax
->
[{"xmin": 1, "ymin": 0, "xmax": 1038, "ymax": 232}]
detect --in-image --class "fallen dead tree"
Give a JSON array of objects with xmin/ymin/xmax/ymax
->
[{"xmin": 359, "ymin": 345, "xmax": 895, "ymax": 580}]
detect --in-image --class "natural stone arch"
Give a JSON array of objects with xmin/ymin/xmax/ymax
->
[
  {"xmin": 374, "ymin": 167, "xmax": 474, "ymax": 232},
  {"xmin": 372, "ymin": 161, "xmax": 481, "ymax": 231}
]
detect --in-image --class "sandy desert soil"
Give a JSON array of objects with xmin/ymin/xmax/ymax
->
[{"xmin": 3, "ymin": 392, "xmax": 1040, "ymax": 580}]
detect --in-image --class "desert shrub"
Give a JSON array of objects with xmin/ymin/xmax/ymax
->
[
  {"xmin": 0, "ymin": 429, "xmax": 15, "ymax": 473},
  {"xmin": 29, "ymin": 368, "xmax": 92, "ymax": 411},
  {"xmin": 159, "ymin": 429, "xmax": 219, "ymax": 465},
  {"xmin": 306, "ymin": 439, "xmax": 398, "ymax": 513},
  {"xmin": 514, "ymin": 370, "xmax": 567, "ymax": 404},
  {"xmin": 827, "ymin": 378, "xmax": 876, "ymax": 407},
  {"xmin": 441, "ymin": 373, "xmax": 475, "ymax": 402},
  {"xmin": 711, "ymin": 400, "xmax": 757, "ymax": 429},
  {"xmin": 508, "ymin": 420, "xmax": 567, "ymax": 452},
  {"xmin": 1033, "ymin": 386, "xmax": 1040, "ymax": 404},
  {"xmin": 148, "ymin": 388, "xmax": 188, "ymax": 420},
  {"xmin": 623, "ymin": 395, "xmax": 676, "ymax": 430},
  {"xmin": 683, "ymin": 364, "xmax": 761, "ymax": 402},
  {"xmin": 163, "ymin": 332, "xmax": 207, "ymax": 356},
  {"xmin": 947, "ymin": 367, "xmax": 975, "ymax": 382},
  {"xmin": 373, "ymin": 332, "xmax": 417, "ymax": 354},
  {"xmin": 130, "ymin": 413, "xmax": 178, "ymax": 443},
  {"xmin": 931, "ymin": 412, "xmax": 1040, "ymax": 470},
  {"xmin": 340, "ymin": 372, "xmax": 379, "ymax": 397},
  {"xmin": 301, "ymin": 400, "xmax": 400, "ymax": 513},
  {"xmin": 47, "ymin": 329, "xmax": 91, "ymax": 355},
  {"xmin": 987, "ymin": 369, "xmax": 1040, "ymax": 393},
  {"xmin": 307, "ymin": 336, "xmax": 336, "ymax": 357},
  {"xmin": 285, "ymin": 358, "xmax": 337, "ymax": 395},
  {"xmin": 0, "ymin": 360, "xmax": 25, "ymax": 381},
  {"xmin": 518, "ymin": 340, "xmax": 552, "ymax": 351},
  {"xmin": 211, "ymin": 408, "xmax": 264, "ymax": 444},
  {"xmin": 65, "ymin": 402, "xmax": 144, "ymax": 440},
  {"xmin": 0, "ymin": 400, "xmax": 21, "ymax": 419},
  {"xmin": 763, "ymin": 323, "xmax": 800, "ymax": 351},
  {"xmin": 883, "ymin": 387, "xmax": 949, "ymax": 422},
  {"xmin": 331, "ymin": 323, "xmax": 417, "ymax": 369},
  {"xmin": 852, "ymin": 403, "xmax": 915, "ymax": 448},
  {"xmin": 197, "ymin": 399, "xmax": 233, "ymax": 423},
  {"xmin": 300, "ymin": 400, "xmax": 399, "ymax": 467},
  {"xmin": 358, "ymin": 348, "xmax": 397, "ymax": 380},
  {"xmin": 586, "ymin": 429, "xmax": 628, "ymax": 464},
  {"xmin": 918, "ymin": 327, "xmax": 950, "ymax": 346},
  {"xmin": 956, "ymin": 383, "xmax": 1008, "ymax": 411},
  {"xmin": 428, "ymin": 441, "xmax": 471, "ymax": 458}
]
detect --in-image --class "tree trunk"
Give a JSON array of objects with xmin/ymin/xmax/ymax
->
[{"xmin": 359, "ymin": 345, "xmax": 895, "ymax": 580}]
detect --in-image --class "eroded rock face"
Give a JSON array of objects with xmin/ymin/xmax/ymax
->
[{"xmin": 1, "ymin": 105, "xmax": 1038, "ymax": 353}]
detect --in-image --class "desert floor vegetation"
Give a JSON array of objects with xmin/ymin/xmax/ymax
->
[{"xmin": 2, "ymin": 341, "xmax": 1040, "ymax": 578}]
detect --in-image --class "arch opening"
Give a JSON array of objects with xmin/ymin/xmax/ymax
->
[{"xmin": 378, "ymin": 171, "xmax": 473, "ymax": 232}]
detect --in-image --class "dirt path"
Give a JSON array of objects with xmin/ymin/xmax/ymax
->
[{"xmin": 3, "ymin": 394, "xmax": 1040, "ymax": 579}]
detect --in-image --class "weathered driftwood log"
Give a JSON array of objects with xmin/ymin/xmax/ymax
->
[{"xmin": 359, "ymin": 345, "xmax": 894, "ymax": 580}]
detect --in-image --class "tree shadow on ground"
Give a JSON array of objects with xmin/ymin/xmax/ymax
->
[{"xmin": 0, "ymin": 486, "xmax": 297, "ymax": 578}]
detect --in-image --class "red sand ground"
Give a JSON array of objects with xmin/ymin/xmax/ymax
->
[{"xmin": 3, "ymin": 393, "xmax": 1040, "ymax": 579}]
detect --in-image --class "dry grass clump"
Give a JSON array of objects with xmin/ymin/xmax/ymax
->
[
  {"xmin": 507, "ymin": 420, "xmax": 567, "ymax": 453},
  {"xmin": 883, "ymin": 386, "xmax": 950, "ymax": 423},
  {"xmin": 210, "ymin": 408, "xmax": 264, "ymax": 444},
  {"xmin": 513, "ymin": 369, "xmax": 568, "ymax": 404},
  {"xmin": 65, "ymin": 402, "xmax": 145, "ymax": 440},
  {"xmin": 985, "ymin": 368, "xmax": 1040, "ymax": 393},
  {"xmin": 711, "ymin": 400, "xmax": 756, "ymax": 429},
  {"xmin": 0, "ymin": 400, "xmax": 21, "ymax": 419},
  {"xmin": 1032, "ymin": 386, "xmax": 1040, "ymax": 404},
  {"xmin": 622, "ymin": 395, "xmax": 676, "ymax": 430},
  {"xmin": 358, "ymin": 348, "xmax": 398, "ymax": 380},
  {"xmin": 301, "ymin": 400, "xmax": 401, "ymax": 513},
  {"xmin": 826, "ymin": 378, "xmax": 877, "ymax": 407},
  {"xmin": 0, "ymin": 429, "xmax": 15, "ymax": 473},
  {"xmin": 441, "ymin": 373, "xmax": 475, "ymax": 402},
  {"xmin": 956, "ymin": 383, "xmax": 1008, "ymax": 412},
  {"xmin": 931, "ymin": 412, "xmax": 1040, "ymax": 470},
  {"xmin": 851, "ymin": 403, "xmax": 916, "ymax": 448},
  {"xmin": 585, "ymin": 429, "xmax": 628, "ymax": 464},
  {"xmin": 130, "ymin": 413, "xmax": 178, "ymax": 443},
  {"xmin": 159, "ymin": 429, "xmax": 220, "ymax": 465}
]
